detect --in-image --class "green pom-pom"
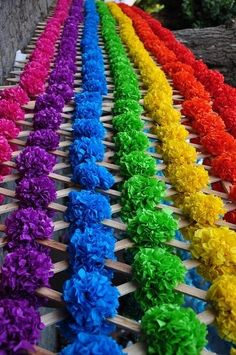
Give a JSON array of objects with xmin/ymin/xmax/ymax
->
[
  {"xmin": 127, "ymin": 208, "xmax": 178, "ymax": 246},
  {"xmin": 120, "ymin": 151, "xmax": 156, "ymax": 178},
  {"xmin": 114, "ymin": 131, "xmax": 149, "ymax": 160},
  {"xmin": 114, "ymin": 82, "xmax": 141, "ymax": 101},
  {"xmin": 141, "ymin": 304, "xmax": 207, "ymax": 355},
  {"xmin": 133, "ymin": 248, "xmax": 185, "ymax": 310},
  {"xmin": 113, "ymin": 99, "xmax": 143, "ymax": 116},
  {"xmin": 113, "ymin": 112, "xmax": 144, "ymax": 132},
  {"xmin": 121, "ymin": 175, "xmax": 166, "ymax": 221}
]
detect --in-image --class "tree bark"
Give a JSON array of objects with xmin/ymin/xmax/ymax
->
[{"xmin": 173, "ymin": 24, "xmax": 236, "ymax": 87}]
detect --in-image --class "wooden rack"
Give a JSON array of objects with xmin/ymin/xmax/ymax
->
[{"xmin": 1, "ymin": 9, "xmax": 231, "ymax": 355}]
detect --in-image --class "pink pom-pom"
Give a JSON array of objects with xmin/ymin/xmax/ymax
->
[
  {"xmin": 0, "ymin": 119, "xmax": 20, "ymax": 139},
  {"xmin": 0, "ymin": 136, "xmax": 12, "ymax": 162},
  {"xmin": 0, "ymin": 100, "xmax": 24, "ymax": 121},
  {"xmin": 0, "ymin": 86, "xmax": 29, "ymax": 105}
]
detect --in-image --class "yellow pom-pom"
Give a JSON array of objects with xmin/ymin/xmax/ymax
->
[
  {"xmin": 162, "ymin": 139, "xmax": 197, "ymax": 165},
  {"xmin": 166, "ymin": 164, "xmax": 209, "ymax": 193},
  {"xmin": 151, "ymin": 103, "xmax": 181, "ymax": 125},
  {"xmin": 144, "ymin": 89, "xmax": 172, "ymax": 113},
  {"xmin": 231, "ymin": 347, "xmax": 236, "ymax": 355},
  {"xmin": 182, "ymin": 192, "xmax": 225, "ymax": 225},
  {"xmin": 191, "ymin": 227, "xmax": 236, "ymax": 281},
  {"xmin": 153, "ymin": 123, "xmax": 188, "ymax": 142},
  {"xmin": 207, "ymin": 275, "xmax": 236, "ymax": 343}
]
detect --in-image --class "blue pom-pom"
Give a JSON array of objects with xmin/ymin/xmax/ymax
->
[
  {"xmin": 60, "ymin": 332, "xmax": 125, "ymax": 355},
  {"xmin": 69, "ymin": 137, "xmax": 104, "ymax": 169},
  {"xmin": 72, "ymin": 161, "xmax": 115, "ymax": 190},
  {"xmin": 68, "ymin": 224, "xmax": 115, "ymax": 277},
  {"xmin": 73, "ymin": 119, "xmax": 105, "ymax": 139},
  {"xmin": 63, "ymin": 269, "xmax": 119, "ymax": 334},
  {"xmin": 65, "ymin": 190, "xmax": 111, "ymax": 227},
  {"xmin": 74, "ymin": 92, "xmax": 102, "ymax": 120}
]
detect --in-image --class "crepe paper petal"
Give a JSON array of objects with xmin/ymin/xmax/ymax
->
[
  {"xmin": 63, "ymin": 268, "xmax": 119, "ymax": 335},
  {"xmin": 113, "ymin": 99, "xmax": 143, "ymax": 116},
  {"xmin": 114, "ymin": 130, "xmax": 149, "ymax": 160},
  {"xmin": 153, "ymin": 123, "xmax": 188, "ymax": 142},
  {"xmin": 33, "ymin": 107, "xmax": 63, "ymax": 130},
  {"xmin": 127, "ymin": 208, "xmax": 178, "ymax": 247},
  {"xmin": 73, "ymin": 119, "xmax": 105, "ymax": 139},
  {"xmin": 112, "ymin": 112, "xmax": 144, "ymax": 132},
  {"xmin": 16, "ymin": 146, "xmax": 56, "ymax": 177},
  {"xmin": 121, "ymin": 175, "xmax": 166, "ymax": 221},
  {"xmin": 16, "ymin": 176, "xmax": 56, "ymax": 209},
  {"xmin": 69, "ymin": 137, "xmax": 104, "ymax": 168},
  {"xmin": 68, "ymin": 224, "xmax": 115, "ymax": 277},
  {"xmin": 72, "ymin": 161, "xmax": 114, "ymax": 190},
  {"xmin": 1, "ymin": 246, "xmax": 53, "ymax": 294},
  {"xmin": 191, "ymin": 226, "xmax": 236, "ymax": 282},
  {"xmin": 65, "ymin": 190, "xmax": 111, "ymax": 227},
  {"xmin": 60, "ymin": 332, "xmax": 125, "ymax": 355},
  {"xmin": 207, "ymin": 275, "xmax": 236, "ymax": 343},
  {"xmin": 200, "ymin": 131, "xmax": 236, "ymax": 156},
  {"xmin": 182, "ymin": 192, "xmax": 225, "ymax": 226},
  {"xmin": 133, "ymin": 248, "xmax": 185, "ymax": 310},
  {"xmin": 212, "ymin": 151, "xmax": 236, "ymax": 183},
  {"xmin": 141, "ymin": 304, "xmax": 207, "ymax": 355},
  {"xmin": 0, "ymin": 298, "xmax": 44, "ymax": 353},
  {"xmin": 161, "ymin": 139, "xmax": 197, "ymax": 165},
  {"xmin": 27, "ymin": 129, "xmax": 60, "ymax": 151},
  {"xmin": 120, "ymin": 151, "xmax": 156, "ymax": 178},
  {"xmin": 166, "ymin": 163, "xmax": 209, "ymax": 193}
]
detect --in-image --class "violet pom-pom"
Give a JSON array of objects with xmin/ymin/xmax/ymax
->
[
  {"xmin": 0, "ymin": 298, "xmax": 44, "ymax": 353},
  {"xmin": 72, "ymin": 161, "xmax": 114, "ymax": 190},
  {"xmin": 16, "ymin": 146, "xmax": 56, "ymax": 177},
  {"xmin": 5, "ymin": 207, "xmax": 54, "ymax": 245},
  {"xmin": 27, "ymin": 129, "xmax": 60, "ymax": 151},
  {"xmin": 34, "ymin": 107, "xmax": 62, "ymax": 130},
  {"xmin": 68, "ymin": 224, "xmax": 115, "ymax": 277},
  {"xmin": 69, "ymin": 137, "xmax": 104, "ymax": 168},
  {"xmin": 47, "ymin": 83, "xmax": 74, "ymax": 102},
  {"xmin": 16, "ymin": 176, "xmax": 56, "ymax": 209},
  {"xmin": 60, "ymin": 333, "xmax": 124, "ymax": 355},
  {"xmin": 73, "ymin": 119, "xmax": 105, "ymax": 139},
  {"xmin": 63, "ymin": 269, "xmax": 119, "ymax": 334},
  {"xmin": 65, "ymin": 190, "xmax": 111, "ymax": 227},
  {"xmin": 1, "ymin": 246, "xmax": 53, "ymax": 293},
  {"xmin": 35, "ymin": 93, "xmax": 65, "ymax": 112},
  {"xmin": 49, "ymin": 67, "xmax": 74, "ymax": 86}
]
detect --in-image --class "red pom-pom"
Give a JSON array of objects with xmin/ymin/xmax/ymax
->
[
  {"xmin": 224, "ymin": 210, "xmax": 236, "ymax": 224},
  {"xmin": 212, "ymin": 152, "xmax": 236, "ymax": 183},
  {"xmin": 201, "ymin": 131, "xmax": 236, "ymax": 156},
  {"xmin": 192, "ymin": 112, "xmax": 225, "ymax": 136},
  {"xmin": 182, "ymin": 98, "xmax": 212, "ymax": 119},
  {"xmin": 229, "ymin": 184, "xmax": 236, "ymax": 201}
]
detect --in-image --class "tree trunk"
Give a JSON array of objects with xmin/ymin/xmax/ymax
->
[{"xmin": 173, "ymin": 24, "xmax": 236, "ymax": 87}]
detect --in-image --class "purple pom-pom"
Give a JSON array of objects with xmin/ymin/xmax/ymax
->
[
  {"xmin": 35, "ymin": 93, "xmax": 65, "ymax": 112},
  {"xmin": 0, "ymin": 298, "xmax": 44, "ymax": 353},
  {"xmin": 48, "ymin": 67, "xmax": 74, "ymax": 86},
  {"xmin": 16, "ymin": 176, "xmax": 56, "ymax": 209},
  {"xmin": 16, "ymin": 146, "xmax": 56, "ymax": 177},
  {"xmin": 27, "ymin": 129, "xmax": 60, "ymax": 151},
  {"xmin": 5, "ymin": 207, "xmax": 54, "ymax": 245},
  {"xmin": 47, "ymin": 83, "xmax": 74, "ymax": 102},
  {"xmin": 1, "ymin": 246, "xmax": 53, "ymax": 293},
  {"xmin": 34, "ymin": 107, "xmax": 62, "ymax": 130}
]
